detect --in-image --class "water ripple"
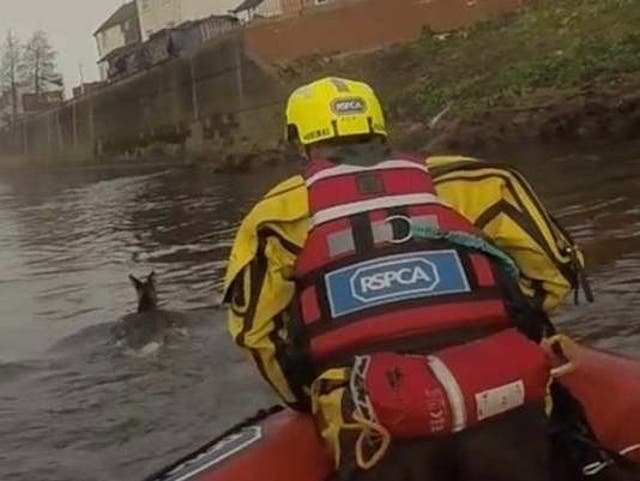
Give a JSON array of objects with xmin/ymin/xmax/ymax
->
[{"xmin": 1, "ymin": 148, "xmax": 640, "ymax": 481}]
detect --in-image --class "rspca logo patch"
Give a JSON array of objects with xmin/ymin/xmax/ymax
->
[
  {"xmin": 352, "ymin": 258, "xmax": 439, "ymax": 303},
  {"xmin": 325, "ymin": 250, "xmax": 470, "ymax": 318},
  {"xmin": 331, "ymin": 97, "xmax": 367, "ymax": 115}
]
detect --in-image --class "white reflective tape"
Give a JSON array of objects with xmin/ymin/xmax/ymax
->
[
  {"xmin": 165, "ymin": 427, "xmax": 263, "ymax": 481},
  {"xmin": 306, "ymin": 160, "xmax": 430, "ymax": 186},
  {"xmin": 371, "ymin": 221, "xmax": 394, "ymax": 243},
  {"xmin": 427, "ymin": 355, "xmax": 467, "ymax": 433},
  {"xmin": 327, "ymin": 229, "xmax": 355, "ymax": 256},
  {"xmin": 311, "ymin": 193, "xmax": 442, "ymax": 227},
  {"xmin": 412, "ymin": 215, "xmax": 440, "ymax": 228}
]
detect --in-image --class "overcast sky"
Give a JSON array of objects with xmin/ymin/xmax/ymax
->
[{"xmin": 1, "ymin": 0, "xmax": 126, "ymax": 94}]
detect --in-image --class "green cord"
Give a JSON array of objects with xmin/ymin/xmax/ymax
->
[{"xmin": 410, "ymin": 222, "xmax": 520, "ymax": 279}]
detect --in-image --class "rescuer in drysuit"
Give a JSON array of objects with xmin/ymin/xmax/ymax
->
[{"xmin": 223, "ymin": 77, "xmax": 593, "ymax": 481}]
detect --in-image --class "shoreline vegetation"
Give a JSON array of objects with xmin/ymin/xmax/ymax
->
[
  {"xmin": 3, "ymin": 0, "xmax": 639, "ymax": 171},
  {"xmin": 218, "ymin": 0, "xmax": 640, "ymax": 171},
  {"xmin": 306, "ymin": 0, "xmax": 640, "ymax": 154}
]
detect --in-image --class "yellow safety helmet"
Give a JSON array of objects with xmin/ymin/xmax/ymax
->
[{"xmin": 285, "ymin": 77, "xmax": 387, "ymax": 146}]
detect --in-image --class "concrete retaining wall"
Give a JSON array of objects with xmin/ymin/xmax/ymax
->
[{"xmin": 0, "ymin": 0, "xmax": 531, "ymax": 164}]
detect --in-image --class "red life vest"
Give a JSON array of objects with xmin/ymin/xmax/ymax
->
[{"xmin": 293, "ymin": 156, "xmax": 514, "ymax": 368}]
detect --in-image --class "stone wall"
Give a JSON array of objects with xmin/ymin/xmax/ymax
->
[
  {"xmin": 0, "ymin": 32, "xmax": 287, "ymax": 164},
  {"xmin": 0, "ymin": 0, "xmax": 531, "ymax": 164}
]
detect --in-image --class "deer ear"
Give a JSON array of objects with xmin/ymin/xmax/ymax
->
[{"xmin": 147, "ymin": 271, "xmax": 156, "ymax": 286}]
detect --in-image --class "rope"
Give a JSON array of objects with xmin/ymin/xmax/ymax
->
[
  {"xmin": 328, "ymin": 410, "xmax": 391, "ymax": 471},
  {"xmin": 142, "ymin": 405, "xmax": 285, "ymax": 481},
  {"xmin": 582, "ymin": 444, "xmax": 640, "ymax": 476},
  {"xmin": 352, "ymin": 411, "xmax": 391, "ymax": 470}
]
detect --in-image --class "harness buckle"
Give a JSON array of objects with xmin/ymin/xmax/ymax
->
[{"xmin": 384, "ymin": 215, "xmax": 413, "ymax": 244}]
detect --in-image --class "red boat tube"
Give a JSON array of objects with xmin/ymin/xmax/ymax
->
[
  {"xmin": 144, "ymin": 345, "xmax": 640, "ymax": 481},
  {"xmin": 559, "ymin": 347, "xmax": 640, "ymax": 464}
]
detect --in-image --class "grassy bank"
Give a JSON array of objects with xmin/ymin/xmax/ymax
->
[
  {"xmin": 277, "ymin": 0, "xmax": 640, "ymax": 151},
  {"xmin": 377, "ymin": 0, "xmax": 640, "ymax": 120}
]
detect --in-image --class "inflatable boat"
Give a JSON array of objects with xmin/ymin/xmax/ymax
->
[{"xmin": 143, "ymin": 344, "xmax": 640, "ymax": 481}]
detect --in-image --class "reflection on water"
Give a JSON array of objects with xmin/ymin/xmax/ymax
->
[{"xmin": 0, "ymin": 143, "xmax": 639, "ymax": 481}]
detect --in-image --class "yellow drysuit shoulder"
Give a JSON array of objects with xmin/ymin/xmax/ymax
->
[
  {"xmin": 223, "ymin": 174, "xmax": 308, "ymax": 300},
  {"xmin": 428, "ymin": 156, "xmax": 585, "ymax": 311},
  {"xmin": 223, "ymin": 174, "xmax": 311, "ymax": 408}
]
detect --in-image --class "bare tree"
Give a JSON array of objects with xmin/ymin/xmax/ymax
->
[
  {"xmin": 20, "ymin": 30, "xmax": 62, "ymax": 96},
  {"xmin": 0, "ymin": 29, "xmax": 22, "ymax": 125}
]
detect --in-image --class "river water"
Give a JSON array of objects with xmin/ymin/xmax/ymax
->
[{"xmin": 1, "ymin": 142, "xmax": 639, "ymax": 481}]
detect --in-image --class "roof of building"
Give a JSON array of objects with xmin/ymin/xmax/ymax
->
[
  {"xmin": 94, "ymin": 1, "xmax": 138, "ymax": 35},
  {"xmin": 231, "ymin": 0, "xmax": 265, "ymax": 14}
]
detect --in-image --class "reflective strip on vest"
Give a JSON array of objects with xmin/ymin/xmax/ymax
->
[
  {"xmin": 327, "ymin": 229, "xmax": 356, "ymax": 256},
  {"xmin": 311, "ymin": 194, "xmax": 442, "ymax": 227},
  {"xmin": 306, "ymin": 159, "xmax": 430, "ymax": 187}
]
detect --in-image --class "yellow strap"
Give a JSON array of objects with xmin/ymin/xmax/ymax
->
[
  {"xmin": 310, "ymin": 368, "xmax": 350, "ymax": 415},
  {"xmin": 311, "ymin": 368, "xmax": 391, "ymax": 471},
  {"xmin": 541, "ymin": 334, "xmax": 582, "ymax": 378}
]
